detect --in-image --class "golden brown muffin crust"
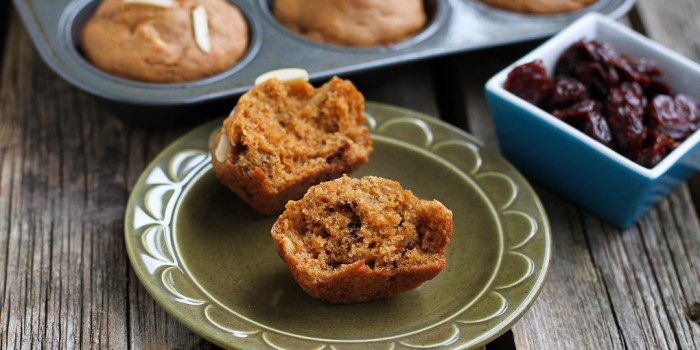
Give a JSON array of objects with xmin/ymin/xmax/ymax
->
[
  {"xmin": 81, "ymin": 0, "xmax": 248, "ymax": 82},
  {"xmin": 479, "ymin": 0, "xmax": 597, "ymax": 14},
  {"xmin": 271, "ymin": 175, "xmax": 453, "ymax": 303},
  {"xmin": 273, "ymin": 0, "xmax": 427, "ymax": 47}
]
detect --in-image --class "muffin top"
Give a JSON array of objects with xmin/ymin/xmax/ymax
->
[
  {"xmin": 273, "ymin": 0, "xmax": 427, "ymax": 47},
  {"xmin": 81, "ymin": 0, "xmax": 248, "ymax": 82},
  {"xmin": 478, "ymin": 0, "xmax": 597, "ymax": 14}
]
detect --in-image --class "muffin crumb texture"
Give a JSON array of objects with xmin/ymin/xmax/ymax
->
[
  {"xmin": 211, "ymin": 77, "xmax": 372, "ymax": 215},
  {"xmin": 271, "ymin": 175, "xmax": 453, "ymax": 303}
]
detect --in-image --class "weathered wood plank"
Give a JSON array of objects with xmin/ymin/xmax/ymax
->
[
  {"xmin": 442, "ymin": 40, "xmax": 620, "ymax": 349},
  {"xmin": 1, "ymin": 9, "xmax": 47, "ymax": 349},
  {"xmin": 626, "ymin": 0, "xmax": 700, "ymax": 348},
  {"xmin": 450, "ymin": 2, "xmax": 700, "ymax": 349},
  {"xmin": 635, "ymin": 0, "xmax": 700, "ymax": 226},
  {"xmin": 454, "ymin": 42, "xmax": 540, "ymax": 149},
  {"xmin": 2, "ymin": 0, "xmax": 698, "ymax": 349},
  {"xmin": 448, "ymin": 43, "xmax": 625, "ymax": 349},
  {"xmin": 634, "ymin": 0, "xmax": 700, "ymax": 60},
  {"xmin": 0, "ymin": 6, "xmax": 449, "ymax": 349},
  {"xmin": 455, "ymin": 43, "xmax": 620, "ymax": 348},
  {"xmin": 353, "ymin": 61, "xmax": 441, "ymax": 118},
  {"xmin": 0, "ymin": 5, "xmax": 17, "ymax": 347},
  {"xmin": 0, "ymin": 1, "xmax": 10, "ymax": 86},
  {"xmin": 0, "ymin": 8, "xmax": 215, "ymax": 349}
]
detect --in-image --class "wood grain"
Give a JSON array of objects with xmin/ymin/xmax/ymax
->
[
  {"xmin": 2, "ymin": 0, "xmax": 700, "ymax": 349},
  {"xmin": 0, "ymin": 1, "xmax": 9, "ymax": 83},
  {"xmin": 449, "ymin": 2, "xmax": 700, "ymax": 349},
  {"xmin": 635, "ymin": 0, "xmax": 700, "ymax": 223},
  {"xmin": 0, "ymin": 8, "xmax": 212, "ymax": 349},
  {"xmin": 353, "ymin": 61, "xmax": 441, "ymax": 117},
  {"xmin": 0, "ymin": 7, "xmax": 444, "ymax": 350},
  {"xmin": 454, "ymin": 45, "xmax": 627, "ymax": 350}
]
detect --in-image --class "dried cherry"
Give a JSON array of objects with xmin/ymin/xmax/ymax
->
[
  {"xmin": 505, "ymin": 38, "xmax": 700, "ymax": 168},
  {"xmin": 550, "ymin": 78, "xmax": 589, "ymax": 110},
  {"xmin": 503, "ymin": 59, "xmax": 554, "ymax": 108},
  {"xmin": 634, "ymin": 130, "xmax": 675, "ymax": 168},
  {"xmin": 557, "ymin": 39, "xmax": 659, "ymax": 88},
  {"xmin": 553, "ymin": 100, "xmax": 613, "ymax": 147},
  {"xmin": 645, "ymin": 80, "xmax": 675, "ymax": 100},
  {"xmin": 624, "ymin": 56, "xmax": 663, "ymax": 79},
  {"xmin": 554, "ymin": 40, "xmax": 590, "ymax": 77},
  {"xmin": 605, "ymin": 82, "xmax": 647, "ymax": 158},
  {"xmin": 649, "ymin": 94, "xmax": 700, "ymax": 140},
  {"xmin": 575, "ymin": 61, "xmax": 620, "ymax": 99}
]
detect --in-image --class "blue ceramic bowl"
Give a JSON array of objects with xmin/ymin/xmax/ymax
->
[{"xmin": 485, "ymin": 13, "xmax": 700, "ymax": 228}]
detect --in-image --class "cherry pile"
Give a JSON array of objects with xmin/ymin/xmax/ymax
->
[{"xmin": 504, "ymin": 39, "xmax": 700, "ymax": 168}]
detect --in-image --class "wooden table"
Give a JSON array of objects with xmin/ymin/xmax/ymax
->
[{"xmin": 1, "ymin": 1, "xmax": 699, "ymax": 349}]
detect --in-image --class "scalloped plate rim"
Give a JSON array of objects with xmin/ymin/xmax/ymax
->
[{"xmin": 124, "ymin": 101, "xmax": 552, "ymax": 349}]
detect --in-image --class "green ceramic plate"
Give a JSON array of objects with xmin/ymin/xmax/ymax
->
[{"xmin": 124, "ymin": 102, "xmax": 551, "ymax": 350}]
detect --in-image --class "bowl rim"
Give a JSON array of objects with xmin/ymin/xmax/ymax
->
[{"xmin": 485, "ymin": 12, "xmax": 700, "ymax": 180}]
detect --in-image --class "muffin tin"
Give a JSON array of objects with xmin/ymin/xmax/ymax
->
[{"xmin": 13, "ymin": 0, "xmax": 635, "ymax": 107}]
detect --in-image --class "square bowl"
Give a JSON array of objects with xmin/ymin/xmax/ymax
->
[{"xmin": 485, "ymin": 12, "xmax": 700, "ymax": 229}]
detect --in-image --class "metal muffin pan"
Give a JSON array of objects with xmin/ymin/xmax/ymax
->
[{"xmin": 13, "ymin": 0, "xmax": 635, "ymax": 106}]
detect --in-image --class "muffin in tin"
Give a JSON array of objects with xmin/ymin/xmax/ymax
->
[
  {"xmin": 81, "ymin": 0, "xmax": 249, "ymax": 83},
  {"xmin": 272, "ymin": 0, "xmax": 427, "ymax": 47},
  {"xmin": 478, "ymin": 0, "xmax": 597, "ymax": 14}
]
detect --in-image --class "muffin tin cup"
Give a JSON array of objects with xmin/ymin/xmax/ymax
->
[{"xmin": 14, "ymin": 0, "xmax": 635, "ymax": 118}]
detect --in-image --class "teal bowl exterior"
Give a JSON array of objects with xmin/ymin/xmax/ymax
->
[{"xmin": 485, "ymin": 13, "xmax": 700, "ymax": 229}]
